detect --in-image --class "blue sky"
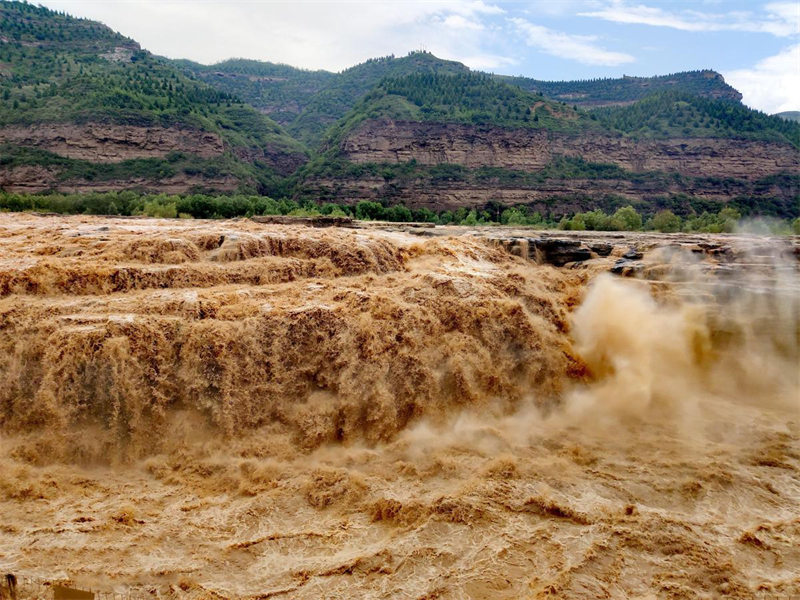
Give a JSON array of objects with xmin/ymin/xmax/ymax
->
[{"xmin": 38, "ymin": 1, "xmax": 799, "ymax": 113}]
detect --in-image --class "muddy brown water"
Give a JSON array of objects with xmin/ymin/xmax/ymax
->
[{"xmin": 0, "ymin": 214, "xmax": 797, "ymax": 599}]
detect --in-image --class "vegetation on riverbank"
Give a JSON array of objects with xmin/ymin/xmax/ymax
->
[{"xmin": 2, "ymin": 191, "xmax": 797, "ymax": 234}]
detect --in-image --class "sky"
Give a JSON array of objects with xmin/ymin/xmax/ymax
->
[{"xmin": 36, "ymin": 0, "xmax": 800, "ymax": 114}]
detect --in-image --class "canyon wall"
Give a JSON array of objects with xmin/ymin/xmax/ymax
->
[
  {"xmin": 294, "ymin": 119, "xmax": 800, "ymax": 214},
  {"xmin": 0, "ymin": 123, "xmax": 308, "ymax": 192},
  {"xmin": 341, "ymin": 120, "xmax": 800, "ymax": 180},
  {"xmin": 0, "ymin": 123, "xmax": 225, "ymax": 162},
  {"xmin": 0, "ymin": 165, "xmax": 240, "ymax": 194}
]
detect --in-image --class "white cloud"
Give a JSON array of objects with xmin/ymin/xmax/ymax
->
[
  {"xmin": 723, "ymin": 44, "xmax": 800, "ymax": 114},
  {"xmin": 511, "ymin": 17, "xmax": 634, "ymax": 66},
  {"xmin": 442, "ymin": 14, "xmax": 485, "ymax": 31},
  {"xmin": 460, "ymin": 53, "xmax": 518, "ymax": 70},
  {"xmin": 37, "ymin": 0, "xmax": 511, "ymax": 71},
  {"xmin": 581, "ymin": 1, "xmax": 800, "ymax": 37},
  {"xmin": 518, "ymin": 0, "xmax": 600, "ymax": 18}
]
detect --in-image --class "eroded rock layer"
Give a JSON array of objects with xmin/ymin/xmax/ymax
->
[
  {"xmin": 342, "ymin": 120, "xmax": 800, "ymax": 179},
  {"xmin": 0, "ymin": 124, "xmax": 225, "ymax": 162}
]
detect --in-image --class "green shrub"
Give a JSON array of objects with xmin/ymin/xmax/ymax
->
[
  {"xmin": 650, "ymin": 210, "xmax": 682, "ymax": 232},
  {"xmin": 612, "ymin": 206, "xmax": 643, "ymax": 231},
  {"xmin": 355, "ymin": 201, "xmax": 385, "ymax": 220},
  {"xmin": 384, "ymin": 204, "xmax": 413, "ymax": 222}
]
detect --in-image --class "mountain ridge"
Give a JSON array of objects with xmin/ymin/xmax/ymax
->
[
  {"xmin": 0, "ymin": 0, "xmax": 307, "ymax": 194},
  {"xmin": 1, "ymin": 0, "xmax": 798, "ymax": 219},
  {"xmin": 175, "ymin": 51, "xmax": 746, "ymax": 148}
]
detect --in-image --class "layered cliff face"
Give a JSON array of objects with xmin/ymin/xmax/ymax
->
[
  {"xmin": 0, "ymin": 122, "xmax": 309, "ymax": 193},
  {"xmin": 301, "ymin": 119, "xmax": 799, "ymax": 216},
  {"xmin": 341, "ymin": 120, "xmax": 799, "ymax": 180},
  {"xmin": 0, "ymin": 124, "xmax": 225, "ymax": 162},
  {"xmin": 0, "ymin": 165, "xmax": 240, "ymax": 194},
  {"xmin": 301, "ymin": 177, "xmax": 793, "ymax": 215}
]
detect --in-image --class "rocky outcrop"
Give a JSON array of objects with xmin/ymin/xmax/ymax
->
[
  {"xmin": 0, "ymin": 165, "xmax": 60, "ymax": 193},
  {"xmin": 486, "ymin": 230, "xmax": 800, "ymax": 271},
  {"xmin": 341, "ymin": 120, "xmax": 799, "ymax": 180},
  {"xmin": 0, "ymin": 123, "xmax": 225, "ymax": 162},
  {"xmin": 232, "ymin": 146, "xmax": 308, "ymax": 176},
  {"xmin": 0, "ymin": 165, "xmax": 238, "ymax": 194}
]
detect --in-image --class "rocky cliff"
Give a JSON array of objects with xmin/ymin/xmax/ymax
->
[
  {"xmin": 297, "ymin": 119, "xmax": 800, "ymax": 216},
  {"xmin": 0, "ymin": 164, "xmax": 240, "ymax": 194},
  {"xmin": 0, "ymin": 123, "xmax": 225, "ymax": 162},
  {"xmin": 341, "ymin": 120, "xmax": 799, "ymax": 180},
  {"xmin": 0, "ymin": 123, "xmax": 307, "ymax": 193}
]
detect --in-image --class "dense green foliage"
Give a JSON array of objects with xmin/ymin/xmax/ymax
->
[
  {"xmin": 373, "ymin": 72, "xmax": 592, "ymax": 131},
  {"xmin": 497, "ymin": 70, "xmax": 742, "ymax": 105},
  {"xmin": 3, "ymin": 191, "xmax": 797, "ymax": 234},
  {"xmin": 177, "ymin": 51, "xmax": 469, "ymax": 146},
  {"xmin": 172, "ymin": 58, "xmax": 335, "ymax": 126},
  {"xmin": 596, "ymin": 91, "xmax": 800, "ymax": 147},
  {"xmin": 0, "ymin": 190, "xmax": 316, "ymax": 218}
]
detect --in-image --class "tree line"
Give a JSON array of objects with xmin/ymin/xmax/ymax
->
[{"xmin": 2, "ymin": 191, "xmax": 797, "ymax": 234}]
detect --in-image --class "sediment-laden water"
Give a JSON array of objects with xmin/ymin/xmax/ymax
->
[{"xmin": 0, "ymin": 214, "xmax": 797, "ymax": 599}]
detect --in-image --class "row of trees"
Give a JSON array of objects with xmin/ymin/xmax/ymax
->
[
  {"xmin": 555, "ymin": 206, "xmax": 765, "ymax": 233},
  {"xmin": 507, "ymin": 70, "xmax": 737, "ymax": 103},
  {"xmin": 2, "ymin": 191, "xmax": 798, "ymax": 234}
]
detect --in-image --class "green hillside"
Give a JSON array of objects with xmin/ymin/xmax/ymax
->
[
  {"xmin": 289, "ymin": 52, "xmax": 468, "ymax": 144},
  {"xmin": 1, "ymin": 2, "xmax": 795, "ymax": 221},
  {"xmin": 496, "ymin": 70, "xmax": 742, "ymax": 106},
  {"xmin": 0, "ymin": 0, "xmax": 306, "ymax": 193},
  {"xmin": 597, "ymin": 91, "xmax": 800, "ymax": 148},
  {"xmin": 180, "ymin": 51, "xmax": 745, "ymax": 146},
  {"xmin": 775, "ymin": 111, "xmax": 800, "ymax": 123},
  {"xmin": 294, "ymin": 75, "xmax": 798, "ymax": 221},
  {"xmin": 177, "ymin": 51, "xmax": 469, "ymax": 146},
  {"xmin": 171, "ymin": 58, "xmax": 335, "ymax": 126},
  {"xmin": 312, "ymin": 73, "xmax": 799, "ymax": 158},
  {"xmin": 316, "ymin": 71, "xmax": 599, "ymax": 154}
]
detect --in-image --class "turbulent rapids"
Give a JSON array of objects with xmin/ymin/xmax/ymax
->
[{"xmin": 0, "ymin": 214, "xmax": 798, "ymax": 599}]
